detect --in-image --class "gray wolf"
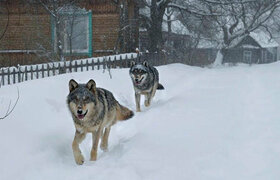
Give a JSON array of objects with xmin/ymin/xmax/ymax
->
[
  {"xmin": 129, "ymin": 61, "xmax": 164, "ymax": 112},
  {"xmin": 67, "ymin": 79, "xmax": 134, "ymax": 165}
]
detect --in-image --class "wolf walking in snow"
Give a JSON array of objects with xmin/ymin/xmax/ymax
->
[
  {"xmin": 129, "ymin": 61, "xmax": 164, "ymax": 112},
  {"xmin": 67, "ymin": 79, "xmax": 134, "ymax": 165}
]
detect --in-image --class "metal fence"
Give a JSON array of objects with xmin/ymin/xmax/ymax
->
[{"xmin": 0, "ymin": 52, "xmax": 172, "ymax": 87}]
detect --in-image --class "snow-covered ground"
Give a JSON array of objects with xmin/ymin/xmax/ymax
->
[{"xmin": 0, "ymin": 63, "xmax": 280, "ymax": 180}]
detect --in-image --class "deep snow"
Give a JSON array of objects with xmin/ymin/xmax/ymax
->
[{"xmin": 0, "ymin": 63, "xmax": 280, "ymax": 180}]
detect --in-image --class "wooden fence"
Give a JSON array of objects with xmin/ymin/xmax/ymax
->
[{"xmin": 0, "ymin": 52, "xmax": 171, "ymax": 87}]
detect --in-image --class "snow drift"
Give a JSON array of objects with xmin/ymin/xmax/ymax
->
[{"xmin": 0, "ymin": 63, "xmax": 279, "ymax": 180}]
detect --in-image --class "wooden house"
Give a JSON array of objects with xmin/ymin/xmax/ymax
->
[
  {"xmin": 190, "ymin": 31, "xmax": 278, "ymax": 66},
  {"xmin": 223, "ymin": 31, "xmax": 278, "ymax": 64},
  {"xmin": 0, "ymin": 0, "xmax": 138, "ymax": 67}
]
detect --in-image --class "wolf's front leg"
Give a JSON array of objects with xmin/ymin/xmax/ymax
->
[
  {"xmin": 90, "ymin": 126, "xmax": 103, "ymax": 161},
  {"xmin": 72, "ymin": 130, "xmax": 86, "ymax": 165},
  {"xmin": 135, "ymin": 93, "xmax": 141, "ymax": 112},
  {"xmin": 100, "ymin": 126, "xmax": 111, "ymax": 152},
  {"xmin": 144, "ymin": 93, "xmax": 151, "ymax": 107}
]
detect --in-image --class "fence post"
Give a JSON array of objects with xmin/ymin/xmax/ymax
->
[
  {"xmin": 31, "ymin": 66, "xmax": 34, "ymax": 80},
  {"xmin": 58, "ymin": 62, "xmax": 61, "ymax": 75},
  {"xmin": 1, "ymin": 69, "xmax": 5, "ymax": 86},
  {"xmin": 86, "ymin": 60, "xmax": 89, "ymax": 71},
  {"xmin": 120, "ymin": 55, "xmax": 123, "ymax": 68},
  {"xmin": 25, "ymin": 66, "xmax": 28, "ymax": 81},
  {"xmin": 36, "ymin": 65, "xmax": 39, "ymax": 79},
  {"xmin": 97, "ymin": 58, "xmax": 100, "ymax": 70},
  {"xmin": 91, "ymin": 59, "xmax": 94, "ymax": 70},
  {"xmin": 75, "ymin": 61, "xmax": 78, "ymax": 72},
  {"xmin": 21, "ymin": 68, "xmax": 24, "ymax": 82},
  {"xmin": 125, "ymin": 54, "xmax": 128, "ymax": 68},
  {"xmin": 18, "ymin": 67, "xmax": 21, "ymax": 83},
  {"xmin": 12, "ymin": 68, "xmax": 16, "ymax": 84},
  {"xmin": 7, "ymin": 68, "xmax": 10, "ymax": 84},
  {"xmin": 47, "ymin": 63, "xmax": 50, "ymax": 77},
  {"xmin": 52, "ymin": 63, "xmax": 55, "ymax": 76},
  {"xmin": 113, "ymin": 55, "xmax": 117, "ymax": 68},
  {"xmin": 103, "ymin": 57, "xmax": 106, "ymax": 70},
  {"xmin": 81, "ymin": 61, "xmax": 84, "ymax": 72},
  {"xmin": 108, "ymin": 56, "xmax": 111, "ymax": 69},
  {"xmin": 42, "ymin": 64, "xmax": 45, "ymax": 78}
]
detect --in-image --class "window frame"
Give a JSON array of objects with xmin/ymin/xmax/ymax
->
[{"xmin": 51, "ymin": 10, "xmax": 92, "ymax": 57}]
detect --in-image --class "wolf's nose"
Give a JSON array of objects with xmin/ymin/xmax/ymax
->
[{"xmin": 77, "ymin": 109, "xmax": 83, "ymax": 115}]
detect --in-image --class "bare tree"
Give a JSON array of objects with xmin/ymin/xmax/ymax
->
[
  {"xmin": 138, "ymin": 0, "xmax": 171, "ymax": 52},
  {"xmin": 115, "ymin": 0, "xmax": 138, "ymax": 54},
  {"xmin": 0, "ymin": 87, "xmax": 19, "ymax": 120},
  {"xmin": 172, "ymin": 0, "xmax": 280, "ymax": 64}
]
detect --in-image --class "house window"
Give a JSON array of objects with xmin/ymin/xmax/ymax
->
[
  {"xmin": 52, "ymin": 7, "xmax": 92, "ymax": 56},
  {"xmin": 243, "ymin": 50, "xmax": 252, "ymax": 63}
]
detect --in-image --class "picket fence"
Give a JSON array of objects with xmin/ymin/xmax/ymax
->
[{"xmin": 0, "ymin": 52, "xmax": 170, "ymax": 87}]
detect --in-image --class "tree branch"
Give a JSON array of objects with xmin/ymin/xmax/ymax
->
[{"xmin": 0, "ymin": 87, "xmax": 20, "ymax": 120}]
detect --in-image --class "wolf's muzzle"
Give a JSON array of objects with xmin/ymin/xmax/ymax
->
[
  {"xmin": 135, "ymin": 77, "xmax": 144, "ymax": 85},
  {"xmin": 77, "ymin": 109, "xmax": 88, "ymax": 120}
]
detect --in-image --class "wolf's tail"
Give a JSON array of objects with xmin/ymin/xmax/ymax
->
[
  {"xmin": 157, "ymin": 83, "xmax": 164, "ymax": 90},
  {"xmin": 116, "ymin": 103, "xmax": 134, "ymax": 121}
]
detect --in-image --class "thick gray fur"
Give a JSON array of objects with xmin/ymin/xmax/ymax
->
[{"xmin": 129, "ymin": 61, "xmax": 164, "ymax": 112}]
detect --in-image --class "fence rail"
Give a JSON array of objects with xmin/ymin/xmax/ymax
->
[{"xmin": 0, "ymin": 52, "xmax": 172, "ymax": 87}]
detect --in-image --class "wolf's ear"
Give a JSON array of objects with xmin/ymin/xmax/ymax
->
[
  {"xmin": 69, "ymin": 79, "xmax": 78, "ymax": 92},
  {"xmin": 143, "ymin": 61, "xmax": 148, "ymax": 67},
  {"xmin": 86, "ymin": 79, "xmax": 96, "ymax": 93},
  {"xmin": 130, "ymin": 61, "xmax": 136, "ymax": 67}
]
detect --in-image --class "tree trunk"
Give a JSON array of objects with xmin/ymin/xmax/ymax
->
[{"xmin": 148, "ymin": 0, "xmax": 165, "ymax": 52}]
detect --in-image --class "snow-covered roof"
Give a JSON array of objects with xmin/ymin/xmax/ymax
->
[
  {"xmin": 229, "ymin": 30, "xmax": 279, "ymax": 49},
  {"xmin": 249, "ymin": 31, "xmax": 279, "ymax": 48}
]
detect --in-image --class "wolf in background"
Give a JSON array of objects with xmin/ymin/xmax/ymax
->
[
  {"xmin": 129, "ymin": 61, "xmax": 164, "ymax": 112},
  {"xmin": 67, "ymin": 79, "xmax": 134, "ymax": 165}
]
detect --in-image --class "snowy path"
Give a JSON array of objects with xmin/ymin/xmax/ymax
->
[{"xmin": 0, "ymin": 63, "xmax": 279, "ymax": 180}]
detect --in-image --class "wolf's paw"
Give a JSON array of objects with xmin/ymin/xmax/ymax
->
[
  {"xmin": 136, "ymin": 109, "xmax": 141, "ymax": 112},
  {"xmin": 90, "ymin": 150, "xmax": 97, "ymax": 161},
  {"xmin": 144, "ymin": 100, "xmax": 150, "ymax": 107},
  {"xmin": 100, "ymin": 144, "xmax": 108, "ymax": 152},
  {"xmin": 74, "ymin": 154, "xmax": 85, "ymax": 165}
]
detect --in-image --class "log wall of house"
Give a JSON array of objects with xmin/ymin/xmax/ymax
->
[
  {"xmin": 0, "ymin": 1, "xmax": 52, "ymax": 67},
  {"xmin": 92, "ymin": 14, "xmax": 119, "ymax": 55},
  {"xmin": 0, "ymin": 0, "xmax": 136, "ymax": 67}
]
